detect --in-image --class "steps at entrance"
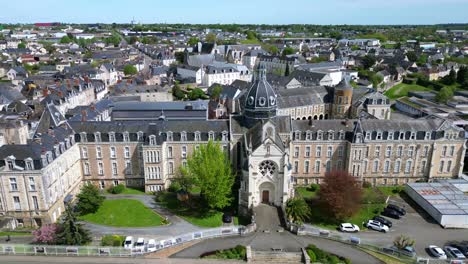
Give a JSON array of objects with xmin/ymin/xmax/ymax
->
[{"xmin": 251, "ymin": 250, "xmax": 303, "ymax": 263}]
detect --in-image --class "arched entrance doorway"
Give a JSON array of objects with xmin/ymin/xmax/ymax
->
[{"xmin": 259, "ymin": 182, "xmax": 275, "ymax": 204}]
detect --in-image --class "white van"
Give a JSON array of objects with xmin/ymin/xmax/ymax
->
[
  {"xmin": 147, "ymin": 239, "xmax": 157, "ymax": 252},
  {"xmin": 123, "ymin": 236, "xmax": 133, "ymax": 249},
  {"xmin": 134, "ymin": 237, "xmax": 145, "ymax": 252}
]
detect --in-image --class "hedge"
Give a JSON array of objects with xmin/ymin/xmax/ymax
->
[{"xmin": 101, "ymin": 235, "xmax": 125, "ymax": 247}]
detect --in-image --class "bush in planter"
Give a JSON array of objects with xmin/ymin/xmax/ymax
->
[
  {"xmin": 108, "ymin": 184, "xmax": 125, "ymax": 194},
  {"xmin": 101, "ymin": 235, "xmax": 125, "ymax": 247}
]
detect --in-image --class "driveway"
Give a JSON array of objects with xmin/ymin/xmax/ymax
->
[{"xmin": 81, "ymin": 194, "xmax": 204, "ymax": 239}]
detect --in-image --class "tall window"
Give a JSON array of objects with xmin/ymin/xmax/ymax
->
[
  {"xmin": 168, "ymin": 146, "xmax": 173, "ymax": 158},
  {"xmin": 168, "ymin": 162, "xmax": 174, "ymax": 174},
  {"xmin": 394, "ymin": 160, "xmax": 401, "ymax": 173},
  {"xmin": 363, "ymin": 160, "xmax": 368, "ymax": 173},
  {"xmin": 375, "ymin": 146, "xmax": 381, "ymax": 157},
  {"xmin": 420, "ymin": 160, "xmax": 427, "ymax": 173},
  {"xmin": 13, "ymin": 196, "xmax": 21, "ymax": 210},
  {"xmin": 124, "ymin": 147, "xmax": 130, "ymax": 159},
  {"xmin": 110, "ymin": 146, "xmax": 116, "ymax": 158},
  {"xmin": 111, "ymin": 162, "xmax": 118, "ymax": 176},
  {"xmin": 123, "ymin": 133, "xmax": 130, "ymax": 142},
  {"xmin": 98, "ymin": 162, "xmax": 104, "ymax": 175},
  {"xmin": 385, "ymin": 146, "xmax": 392, "ymax": 157},
  {"xmin": 149, "ymin": 136, "xmax": 156, "ymax": 145},
  {"xmin": 81, "ymin": 147, "xmax": 88, "ymax": 158},
  {"xmin": 10, "ymin": 178, "xmax": 18, "ymax": 191},
  {"xmin": 314, "ymin": 160, "xmax": 321, "ymax": 173},
  {"xmin": 109, "ymin": 132, "xmax": 116, "ymax": 142},
  {"xmin": 449, "ymin": 146, "xmax": 455, "ymax": 156},
  {"xmin": 405, "ymin": 160, "xmax": 412, "ymax": 173},
  {"xmin": 372, "ymin": 160, "xmax": 379, "ymax": 173},
  {"xmin": 294, "ymin": 161, "xmax": 298, "ymax": 173},
  {"xmin": 84, "ymin": 162, "xmax": 90, "ymax": 175},
  {"xmin": 304, "ymin": 161, "xmax": 310, "ymax": 173},
  {"xmin": 125, "ymin": 161, "xmax": 132, "ymax": 175},
  {"xmin": 32, "ymin": 196, "xmax": 39, "ymax": 210},
  {"xmin": 397, "ymin": 146, "xmax": 403, "ymax": 157},
  {"xmin": 327, "ymin": 146, "xmax": 333, "ymax": 158},
  {"xmin": 338, "ymin": 146, "xmax": 344, "ymax": 157},
  {"xmin": 294, "ymin": 146, "xmax": 299, "ymax": 158},
  {"xmin": 423, "ymin": 146, "xmax": 429, "ymax": 157},
  {"xmin": 156, "ymin": 151, "xmax": 160, "ymax": 162},
  {"xmin": 182, "ymin": 146, "xmax": 187, "ymax": 158},
  {"xmin": 156, "ymin": 167, "xmax": 161, "ymax": 179},
  {"xmin": 96, "ymin": 146, "xmax": 102, "ymax": 159},
  {"xmin": 326, "ymin": 160, "xmax": 331, "ymax": 172},
  {"xmin": 316, "ymin": 146, "xmax": 322, "ymax": 157},
  {"xmin": 383, "ymin": 160, "xmax": 390, "ymax": 173},
  {"xmin": 408, "ymin": 146, "xmax": 414, "ymax": 157},
  {"xmin": 305, "ymin": 146, "xmax": 310, "ymax": 157},
  {"xmin": 442, "ymin": 146, "xmax": 447, "ymax": 157},
  {"xmin": 29, "ymin": 177, "xmax": 36, "ymax": 191},
  {"xmin": 446, "ymin": 160, "xmax": 452, "ymax": 173}
]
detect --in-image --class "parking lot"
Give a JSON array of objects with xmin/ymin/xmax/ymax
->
[{"xmin": 358, "ymin": 193, "xmax": 468, "ymax": 259}]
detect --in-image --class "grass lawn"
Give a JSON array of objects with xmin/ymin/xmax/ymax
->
[
  {"xmin": 80, "ymin": 199, "xmax": 165, "ymax": 227},
  {"xmin": 377, "ymin": 186, "xmax": 404, "ymax": 197},
  {"xmin": 0, "ymin": 231, "xmax": 32, "ymax": 236},
  {"xmin": 106, "ymin": 187, "xmax": 146, "ymax": 195},
  {"xmin": 361, "ymin": 248, "xmax": 408, "ymax": 264},
  {"xmin": 384, "ymin": 83, "xmax": 434, "ymax": 100},
  {"xmin": 296, "ymin": 186, "xmax": 319, "ymax": 199},
  {"xmin": 156, "ymin": 192, "xmax": 236, "ymax": 228}
]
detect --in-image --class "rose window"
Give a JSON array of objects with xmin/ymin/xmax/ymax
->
[{"xmin": 259, "ymin": 160, "xmax": 277, "ymax": 176}]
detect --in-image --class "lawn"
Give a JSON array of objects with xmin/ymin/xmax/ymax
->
[
  {"xmin": 307, "ymin": 187, "xmax": 386, "ymax": 230},
  {"xmin": 0, "ymin": 231, "xmax": 32, "ymax": 236},
  {"xmin": 106, "ymin": 187, "xmax": 146, "ymax": 195},
  {"xmin": 384, "ymin": 83, "xmax": 434, "ymax": 100},
  {"xmin": 156, "ymin": 192, "xmax": 237, "ymax": 228},
  {"xmin": 80, "ymin": 199, "xmax": 166, "ymax": 227},
  {"xmin": 377, "ymin": 186, "xmax": 404, "ymax": 197},
  {"xmin": 296, "ymin": 185, "xmax": 319, "ymax": 199}
]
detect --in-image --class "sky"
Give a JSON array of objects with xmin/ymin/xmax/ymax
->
[{"xmin": 1, "ymin": 0, "xmax": 468, "ymax": 25}]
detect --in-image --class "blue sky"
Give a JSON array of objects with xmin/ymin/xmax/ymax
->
[{"xmin": 1, "ymin": 0, "xmax": 467, "ymax": 24}]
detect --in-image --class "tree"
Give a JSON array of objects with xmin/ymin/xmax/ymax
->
[
  {"xmin": 180, "ymin": 141, "xmax": 234, "ymax": 210},
  {"xmin": 393, "ymin": 235, "xmax": 415, "ymax": 250},
  {"xmin": 18, "ymin": 42, "xmax": 26, "ymax": 49},
  {"xmin": 285, "ymin": 197, "xmax": 311, "ymax": 225},
  {"xmin": 187, "ymin": 37, "xmax": 200, "ymax": 46},
  {"xmin": 317, "ymin": 171, "xmax": 362, "ymax": 221},
  {"xmin": 55, "ymin": 205, "xmax": 91, "ymax": 246},
  {"xmin": 457, "ymin": 66, "xmax": 467, "ymax": 84},
  {"xmin": 362, "ymin": 55, "xmax": 376, "ymax": 69},
  {"xmin": 76, "ymin": 183, "xmax": 104, "ymax": 215},
  {"xmin": 32, "ymin": 224, "xmax": 58, "ymax": 244},
  {"xmin": 406, "ymin": 51, "xmax": 418, "ymax": 62},
  {"xmin": 205, "ymin": 33, "xmax": 217, "ymax": 43},
  {"xmin": 442, "ymin": 69, "xmax": 457, "ymax": 85},
  {"xmin": 436, "ymin": 86, "xmax": 454, "ymax": 103},
  {"xmin": 172, "ymin": 82, "xmax": 185, "ymax": 100},
  {"xmin": 123, "ymin": 65, "xmax": 138, "ymax": 76},
  {"xmin": 128, "ymin": 36, "xmax": 139, "ymax": 44},
  {"xmin": 188, "ymin": 88, "xmax": 205, "ymax": 100},
  {"xmin": 282, "ymin": 47, "xmax": 295, "ymax": 56},
  {"xmin": 60, "ymin": 35, "xmax": 72, "ymax": 44},
  {"xmin": 210, "ymin": 84, "xmax": 222, "ymax": 99}
]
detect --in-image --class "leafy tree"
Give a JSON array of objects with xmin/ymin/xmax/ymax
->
[
  {"xmin": 128, "ymin": 36, "xmax": 139, "ymax": 44},
  {"xmin": 60, "ymin": 35, "xmax": 72, "ymax": 44},
  {"xmin": 282, "ymin": 47, "xmax": 295, "ymax": 56},
  {"xmin": 18, "ymin": 42, "xmax": 26, "ymax": 49},
  {"xmin": 76, "ymin": 183, "xmax": 104, "ymax": 215},
  {"xmin": 172, "ymin": 82, "xmax": 185, "ymax": 100},
  {"xmin": 393, "ymin": 235, "xmax": 415, "ymax": 250},
  {"xmin": 55, "ymin": 205, "xmax": 91, "ymax": 246},
  {"xmin": 210, "ymin": 84, "xmax": 222, "ymax": 99},
  {"xmin": 188, "ymin": 88, "xmax": 205, "ymax": 100},
  {"xmin": 179, "ymin": 141, "xmax": 234, "ymax": 210},
  {"xmin": 457, "ymin": 66, "xmax": 467, "ymax": 84},
  {"xmin": 436, "ymin": 86, "xmax": 454, "ymax": 103},
  {"xmin": 245, "ymin": 30, "xmax": 257, "ymax": 40},
  {"xmin": 350, "ymin": 45, "xmax": 360, "ymax": 51},
  {"xmin": 317, "ymin": 171, "xmax": 362, "ymax": 221},
  {"xmin": 262, "ymin": 43, "xmax": 279, "ymax": 55},
  {"xmin": 442, "ymin": 69, "xmax": 457, "ymax": 85},
  {"xmin": 416, "ymin": 54, "xmax": 428, "ymax": 66},
  {"xmin": 187, "ymin": 37, "xmax": 200, "ymax": 46},
  {"xmin": 205, "ymin": 33, "xmax": 217, "ymax": 43},
  {"xmin": 362, "ymin": 55, "xmax": 376, "ymax": 69},
  {"xmin": 123, "ymin": 64, "xmax": 138, "ymax": 76},
  {"xmin": 32, "ymin": 224, "xmax": 58, "ymax": 244},
  {"xmin": 406, "ymin": 51, "xmax": 418, "ymax": 62},
  {"xmin": 285, "ymin": 197, "xmax": 311, "ymax": 225}
]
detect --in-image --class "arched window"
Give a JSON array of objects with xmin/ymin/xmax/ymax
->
[{"xmin": 258, "ymin": 160, "xmax": 277, "ymax": 177}]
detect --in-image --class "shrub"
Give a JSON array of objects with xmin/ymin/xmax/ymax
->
[
  {"xmin": 76, "ymin": 183, "xmax": 105, "ymax": 215},
  {"xmin": 168, "ymin": 181, "xmax": 181, "ymax": 192},
  {"xmin": 32, "ymin": 224, "xmax": 58, "ymax": 244},
  {"xmin": 362, "ymin": 181, "xmax": 372, "ymax": 188},
  {"xmin": 402, "ymin": 78, "xmax": 414, "ymax": 84},
  {"xmin": 306, "ymin": 248, "xmax": 317, "ymax": 261},
  {"xmin": 101, "ymin": 235, "xmax": 125, "ymax": 247},
  {"xmin": 108, "ymin": 184, "xmax": 125, "ymax": 194},
  {"xmin": 307, "ymin": 184, "xmax": 319, "ymax": 192}
]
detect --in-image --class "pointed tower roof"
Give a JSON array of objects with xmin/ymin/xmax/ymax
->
[{"xmin": 244, "ymin": 64, "xmax": 277, "ymax": 120}]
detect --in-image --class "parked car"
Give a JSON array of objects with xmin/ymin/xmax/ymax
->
[
  {"xmin": 222, "ymin": 212, "xmax": 232, "ymax": 223},
  {"xmin": 386, "ymin": 204, "xmax": 406, "ymax": 216},
  {"xmin": 134, "ymin": 238, "xmax": 145, "ymax": 251},
  {"xmin": 123, "ymin": 236, "xmax": 133, "ymax": 249},
  {"xmin": 381, "ymin": 208, "xmax": 401, "ymax": 219},
  {"xmin": 147, "ymin": 239, "xmax": 157, "ymax": 253},
  {"xmin": 339, "ymin": 223, "xmax": 360, "ymax": 233},
  {"xmin": 373, "ymin": 216, "xmax": 392, "ymax": 228},
  {"xmin": 444, "ymin": 246, "xmax": 466, "ymax": 259},
  {"xmin": 428, "ymin": 245, "xmax": 447, "ymax": 259},
  {"xmin": 450, "ymin": 242, "xmax": 468, "ymax": 257},
  {"xmin": 365, "ymin": 220, "xmax": 389, "ymax": 233}
]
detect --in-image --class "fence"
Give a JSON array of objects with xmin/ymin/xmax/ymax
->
[{"xmin": 0, "ymin": 225, "xmax": 252, "ymax": 257}]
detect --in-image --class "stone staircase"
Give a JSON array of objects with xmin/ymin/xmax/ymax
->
[{"xmin": 250, "ymin": 250, "xmax": 303, "ymax": 263}]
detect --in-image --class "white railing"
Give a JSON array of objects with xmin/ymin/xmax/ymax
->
[{"xmin": 0, "ymin": 225, "xmax": 253, "ymax": 257}]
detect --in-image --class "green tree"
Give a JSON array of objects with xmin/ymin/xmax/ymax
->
[
  {"xmin": 188, "ymin": 88, "xmax": 205, "ymax": 100},
  {"xmin": 18, "ymin": 42, "xmax": 26, "ymax": 49},
  {"xmin": 436, "ymin": 86, "xmax": 454, "ymax": 103},
  {"xmin": 55, "ymin": 205, "xmax": 91, "ymax": 246},
  {"xmin": 123, "ymin": 64, "xmax": 138, "ymax": 76},
  {"xmin": 172, "ymin": 82, "xmax": 185, "ymax": 100},
  {"xmin": 187, "ymin": 37, "xmax": 200, "ymax": 46},
  {"xmin": 245, "ymin": 30, "xmax": 257, "ymax": 40},
  {"xmin": 205, "ymin": 33, "xmax": 217, "ymax": 43},
  {"xmin": 362, "ymin": 55, "xmax": 376, "ymax": 69},
  {"xmin": 262, "ymin": 44, "xmax": 279, "ymax": 55},
  {"xmin": 457, "ymin": 66, "xmax": 467, "ymax": 84},
  {"xmin": 128, "ymin": 36, "xmax": 139, "ymax": 44},
  {"xmin": 442, "ymin": 69, "xmax": 457, "ymax": 85},
  {"xmin": 406, "ymin": 51, "xmax": 418, "ymax": 62},
  {"xmin": 285, "ymin": 197, "xmax": 311, "ymax": 225},
  {"xmin": 416, "ymin": 54, "xmax": 428, "ymax": 66},
  {"xmin": 180, "ymin": 141, "xmax": 234, "ymax": 210},
  {"xmin": 282, "ymin": 47, "xmax": 295, "ymax": 56},
  {"xmin": 60, "ymin": 35, "xmax": 72, "ymax": 44},
  {"xmin": 76, "ymin": 183, "xmax": 104, "ymax": 215},
  {"xmin": 210, "ymin": 84, "xmax": 222, "ymax": 99},
  {"xmin": 393, "ymin": 235, "xmax": 415, "ymax": 251}
]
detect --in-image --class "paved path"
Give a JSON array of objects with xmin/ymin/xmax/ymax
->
[
  {"xmin": 254, "ymin": 204, "xmax": 282, "ymax": 232},
  {"xmin": 81, "ymin": 195, "xmax": 204, "ymax": 239}
]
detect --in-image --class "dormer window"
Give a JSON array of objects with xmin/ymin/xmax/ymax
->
[
  {"xmin": 425, "ymin": 132, "xmax": 431, "ymax": 140},
  {"xmin": 328, "ymin": 131, "xmax": 334, "ymax": 140},
  {"xmin": 181, "ymin": 131, "xmax": 187, "ymax": 141},
  {"xmin": 167, "ymin": 131, "xmax": 173, "ymax": 141},
  {"xmin": 208, "ymin": 131, "xmax": 215, "ymax": 141},
  {"xmin": 46, "ymin": 152, "xmax": 53, "ymax": 163},
  {"xmin": 137, "ymin": 131, "xmax": 144, "ymax": 141},
  {"xmin": 388, "ymin": 132, "xmax": 394, "ymax": 140},
  {"xmin": 317, "ymin": 131, "xmax": 323, "ymax": 140},
  {"xmin": 109, "ymin": 132, "xmax": 116, "ymax": 142},
  {"xmin": 195, "ymin": 131, "xmax": 201, "ymax": 141},
  {"xmin": 80, "ymin": 132, "xmax": 87, "ymax": 143},
  {"xmin": 65, "ymin": 138, "xmax": 70, "ymax": 148},
  {"xmin": 377, "ymin": 132, "xmax": 382, "ymax": 140},
  {"xmin": 365, "ymin": 132, "xmax": 371, "ymax": 140},
  {"xmin": 410, "ymin": 132, "xmax": 416, "ymax": 140},
  {"xmin": 399, "ymin": 132, "xmax": 404, "ymax": 140},
  {"xmin": 258, "ymin": 97, "xmax": 266, "ymax": 106},
  {"xmin": 25, "ymin": 159, "xmax": 33, "ymax": 170},
  {"xmin": 149, "ymin": 135, "xmax": 156, "ymax": 146},
  {"xmin": 339, "ymin": 131, "xmax": 345, "ymax": 140},
  {"xmin": 305, "ymin": 131, "xmax": 312, "ymax": 140},
  {"xmin": 295, "ymin": 131, "xmax": 301, "ymax": 140},
  {"xmin": 123, "ymin": 132, "xmax": 130, "ymax": 142},
  {"xmin": 222, "ymin": 131, "xmax": 228, "ymax": 141},
  {"xmin": 7, "ymin": 160, "xmax": 14, "ymax": 170},
  {"xmin": 95, "ymin": 132, "xmax": 101, "ymax": 142}
]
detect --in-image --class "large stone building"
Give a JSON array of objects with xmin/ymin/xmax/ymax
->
[{"xmin": 0, "ymin": 66, "xmax": 465, "ymax": 227}]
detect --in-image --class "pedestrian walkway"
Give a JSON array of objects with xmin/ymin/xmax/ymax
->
[{"xmin": 254, "ymin": 204, "xmax": 282, "ymax": 232}]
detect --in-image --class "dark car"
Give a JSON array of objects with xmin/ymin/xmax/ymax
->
[
  {"xmin": 222, "ymin": 213, "xmax": 232, "ymax": 223},
  {"xmin": 386, "ymin": 204, "xmax": 406, "ymax": 216},
  {"xmin": 450, "ymin": 242, "xmax": 468, "ymax": 257},
  {"xmin": 381, "ymin": 208, "xmax": 401, "ymax": 219},
  {"xmin": 373, "ymin": 216, "xmax": 393, "ymax": 228}
]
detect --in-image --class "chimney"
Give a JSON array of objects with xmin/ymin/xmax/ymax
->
[
  {"xmin": 90, "ymin": 103, "xmax": 96, "ymax": 111},
  {"xmin": 81, "ymin": 110, "xmax": 87, "ymax": 122}
]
